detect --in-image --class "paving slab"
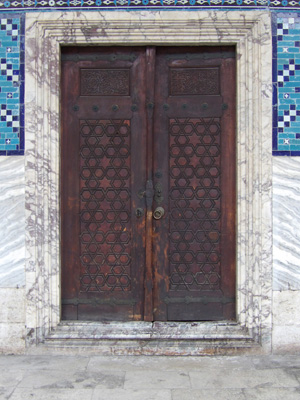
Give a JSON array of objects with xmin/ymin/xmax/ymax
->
[
  {"xmin": 285, "ymin": 368, "xmax": 300, "ymax": 384},
  {"xmin": 0, "ymin": 369, "xmax": 24, "ymax": 389},
  {"xmin": 92, "ymin": 388, "xmax": 172, "ymax": 400},
  {"xmin": 252, "ymin": 355, "xmax": 300, "ymax": 369},
  {"xmin": 124, "ymin": 370, "xmax": 191, "ymax": 389},
  {"xmin": 9, "ymin": 388, "xmax": 94, "ymax": 400},
  {"xmin": 242, "ymin": 387, "xmax": 300, "ymax": 400},
  {"xmin": 189, "ymin": 368, "xmax": 299, "ymax": 389},
  {"xmin": 17, "ymin": 368, "xmax": 125, "ymax": 390},
  {"xmin": 88, "ymin": 355, "xmax": 256, "ymax": 371},
  {"xmin": 0, "ymin": 354, "xmax": 300, "ymax": 400},
  {"xmin": 172, "ymin": 388, "xmax": 246, "ymax": 400},
  {"xmin": 0, "ymin": 387, "xmax": 15, "ymax": 400},
  {"xmin": 0, "ymin": 355, "xmax": 90, "ymax": 371}
]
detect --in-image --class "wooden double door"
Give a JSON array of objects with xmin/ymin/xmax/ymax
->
[{"xmin": 61, "ymin": 46, "xmax": 236, "ymax": 322}]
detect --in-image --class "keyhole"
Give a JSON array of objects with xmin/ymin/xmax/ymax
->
[{"xmin": 136, "ymin": 208, "xmax": 144, "ymax": 218}]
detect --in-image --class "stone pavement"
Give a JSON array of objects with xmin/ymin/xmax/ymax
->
[{"xmin": 0, "ymin": 354, "xmax": 300, "ymax": 399}]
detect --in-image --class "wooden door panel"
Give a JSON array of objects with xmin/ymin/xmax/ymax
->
[
  {"xmin": 153, "ymin": 47, "xmax": 236, "ymax": 321},
  {"xmin": 61, "ymin": 46, "xmax": 236, "ymax": 322},
  {"xmin": 61, "ymin": 47, "xmax": 147, "ymax": 321}
]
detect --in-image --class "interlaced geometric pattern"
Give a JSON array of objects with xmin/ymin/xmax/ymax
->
[
  {"xmin": 79, "ymin": 119, "xmax": 132, "ymax": 292},
  {"xmin": 1, "ymin": 1, "xmax": 300, "ymax": 11},
  {"xmin": 170, "ymin": 68, "xmax": 219, "ymax": 96},
  {"xmin": 0, "ymin": 15, "xmax": 24, "ymax": 155},
  {"xmin": 274, "ymin": 14, "xmax": 300, "ymax": 154},
  {"xmin": 169, "ymin": 117, "xmax": 221, "ymax": 291},
  {"xmin": 81, "ymin": 69, "xmax": 130, "ymax": 96}
]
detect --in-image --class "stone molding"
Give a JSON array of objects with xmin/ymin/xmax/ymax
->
[{"xmin": 25, "ymin": 10, "xmax": 272, "ymax": 351}]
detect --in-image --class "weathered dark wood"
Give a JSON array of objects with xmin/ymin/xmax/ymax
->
[
  {"xmin": 61, "ymin": 54, "xmax": 81, "ymax": 319},
  {"xmin": 61, "ymin": 47, "xmax": 147, "ymax": 321},
  {"xmin": 144, "ymin": 47, "xmax": 156, "ymax": 322},
  {"xmin": 61, "ymin": 46, "xmax": 236, "ymax": 322},
  {"xmin": 152, "ymin": 47, "xmax": 236, "ymax": 321},
  {"xmin": 219, "ymin": 53, "xmax": 236, "ymax": 320}
]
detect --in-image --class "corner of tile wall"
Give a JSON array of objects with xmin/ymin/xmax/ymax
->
[{"xmin": 0, "ymin": 8, "xmax": 300, "ymax": 156}]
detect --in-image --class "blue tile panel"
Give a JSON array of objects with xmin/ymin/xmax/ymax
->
[
  {"xmin": 0, "ymin": 11, "xmax": 299, "ymax": 156},
  {"xmin": 0, "ymin": 14, "xmax": 24, "ymax": 156},
  {"xmin": 273, "ymin": 13, "xmax": 300, "ymax": 155}
]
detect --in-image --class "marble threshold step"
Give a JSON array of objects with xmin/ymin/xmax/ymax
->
[{"xmin": 34, "ymin": 321, "xmax": 262, "ymax": 356}]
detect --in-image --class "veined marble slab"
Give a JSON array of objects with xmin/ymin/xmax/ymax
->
[
  {"xmin": 273, "ymin": 157, "xmax": 300, "ymax": 290},
  {"xmin": 0, "ymin": 156, "xmax": 25, "ymax": 287},
  {"xmin": 25, "ymin": 11, "xmax": 272, "ymax": 351}
]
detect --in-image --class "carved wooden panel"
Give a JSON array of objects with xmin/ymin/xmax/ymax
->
[
  {"xmin": 79, "ymin": 119, "xmax": 132, "ymax": 292},
  {"xmin": 62, "ymin": 46, "xmax": 235, "ymax": 322},
  {"xmin": 81, "ymin": 69, "xmax": 130, "ymax": 96},
  {"xmin": 169, "ymin": 117, "xmax": 221, "ymax": 292},
  {"xmin": 170, "ymin": 68, "xmax": 219, "ymax": 96}
]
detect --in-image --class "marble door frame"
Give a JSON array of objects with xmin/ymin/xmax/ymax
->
[{"xmin": 25, "ymin": 10, "xmax": 273, "ymax": 351}]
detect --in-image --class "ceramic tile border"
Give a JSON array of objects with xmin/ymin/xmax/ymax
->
[
  {"xmin": 0, "ymin": 10, "xmax": 298, "ymax": 156},
  {"xmin": 0, "ymin": 13, "xmax": 24, "ymax": 156},
  {"xmin": 272, "ymin": 12, "xmax": 300, "ymax": 155},
  {"xmin": 1, "ymin": 1, "xmax": 300, "ymax": 11}
]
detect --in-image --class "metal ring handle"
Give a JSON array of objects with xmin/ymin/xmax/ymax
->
[{"xmin": 153, "ymin": 207, "xmax": 165, "ymax": 220}]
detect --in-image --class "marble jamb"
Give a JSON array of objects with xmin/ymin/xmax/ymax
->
[{"xmin": 24, "ymin": 10, "xmax": 272, "ymax": 351}]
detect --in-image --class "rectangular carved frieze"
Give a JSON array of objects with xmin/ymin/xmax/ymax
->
[
  {"xmin": 170, "ymin": 68, "xmax": 220, "ymax": 96},
  {"xmin": 81, "ymin": 69, "xmax": 130, "ymax": 96}
]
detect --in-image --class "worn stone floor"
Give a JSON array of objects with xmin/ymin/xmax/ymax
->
[{"xmin": 0, "ymin": 354, "xmax": 300, "ymax": 399}]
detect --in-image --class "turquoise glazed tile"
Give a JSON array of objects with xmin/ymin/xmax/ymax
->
[
  {"xmin": 0, "ymin": 14, "xmax": 24, "ymax": 156},
  {"xmin": 273, "ymin": 12, "xmax": 300, "ymax": 155}
]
